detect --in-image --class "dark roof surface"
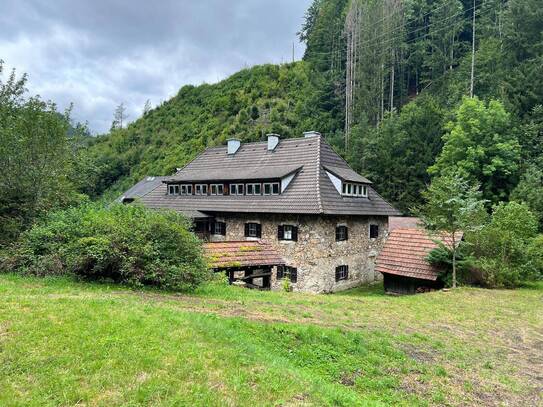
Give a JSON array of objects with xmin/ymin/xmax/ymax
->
[
  {"xmin": 165, "ymin": 164, "xmax": 302, "ymax": 182},
  {"xmin": 323, "ymin": 165, "xmax": 372, "ymax": 184},
  {"xmin": 376, "ymin": 228, "xmax": 460, "ymax": 281},
  {"xmin": 204, "ymin": 240, "xmax": 286, "ymax": 269},
  {"xmin": 137, "ymin": 135, "xmax": 400, "ymax": 216},
  {"xmin": 118, "ymin": 176, "xmax": 168, "ymax": 201},
  {"xmin": 389, "ymin": 217, "xmax": 421, "ymax": 231}
]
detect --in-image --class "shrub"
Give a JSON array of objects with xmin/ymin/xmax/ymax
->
[
  {"xmin": 4, "ymin": 203, "xmax": 210, "ymax": 291},
  {"xmin": 468, "ymin": 202, "xmax": 540, "ymax": 288},
  {"xmin": 427, "ymin": 243, "xmax": 475, "ymax": 287}
]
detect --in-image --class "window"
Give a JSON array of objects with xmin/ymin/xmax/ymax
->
[
  {"xmin": 210, "ymin": 184, "xmax": 224, "ymax": 195},
  {"xmin": 246, "ymin": 183, "xmax": 262, "ymax": 195},
  {"xmin": 195, "ymin": 184, "xmax": 208, "ymax": 195},
  {"xmin": 369, "ymin": 224, "xmax": 379, "ymax": 239},
  {"xmin": 168, "ymin": 184, "xmax": 179, "ymax": 195},
  {"xmin": 335, "ymin": 265, "xmax": 349, "ymax": 282},
  {"xmin": 336, "ymin": 225, "xmax": 348, "ymax": 242},
  {"xmin": 245, "ymin": 222, "xmax": 261, "ymax": 238},
  {"xmin": 180, "ymin": 184, "xmax": 192, "ymax": 195},
  {"xmin": 341, "ymin": 183, "xmax": 368, "ymax": 197},
  {"xmin": 272, "ymin": 183, "xmax": 280, "ymax": 195},
  {"xmin": 213, "ymin": 221, "xmax": 226, "ymax": 236},
  {"xmin": 278, "ymin": 225, "xmax": 298, "ymax": 241},
  {"xmin": 263, "ymin": 183, "xmax": 271, "ymax": 195},
  {"xmin": 277, "ymin": 266, "xmax": 297, "ymax": 283},
  {"xmin": 230, "ymin": 184, "xmax": 244, "ymax": 195}
]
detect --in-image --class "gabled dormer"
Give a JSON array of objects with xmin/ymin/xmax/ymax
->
[{"xmin": 324, "ymin": 165, "xmax": 371, "ymax": 198}]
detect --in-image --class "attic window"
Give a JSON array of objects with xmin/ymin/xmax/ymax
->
[
  {"xmin": 246, "ymin": 183, "xmax": 261, "ymax": 195},
  {"xmin": 168, "ymin": 184, "xmax": 179, "ymax": 195},
  {"xmin": 195, "ymin": 184, "xmax": 208, "ymax": 195},
  {"xmin": 210, "ymin": 184, "xmax": 224, "ymax": 195},
  {"xmin": 342, "ymin": 182, "xmax": 368, "ymax": 197},
  {"xmin": 264, "ymin": 182, "xmax": 280, "ymax": 195},
  {"xmin": 180, "ymin": 185, "xmax": 193, "ymax": 195},
  {"xmin": 230, "ymin": 184, "xmax": 244, "ymax": 195}
]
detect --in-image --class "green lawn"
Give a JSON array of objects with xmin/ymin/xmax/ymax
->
[{"xmin": 0, "ymin": 274, "xmax": 541, "ymax": 406}]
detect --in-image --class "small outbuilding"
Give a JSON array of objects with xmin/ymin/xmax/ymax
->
[
  {"xmin": 204, "ymin": 240, "xmax": 285, "ymax": 290},
  {"xmin": 376, "ymin": 228, "xmax": 450, "ymax": 295}
]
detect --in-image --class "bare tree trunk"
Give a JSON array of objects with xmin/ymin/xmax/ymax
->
[
  {"xmin": 470, "ymin": 0, "xmax": 476, "ymax": 98},
  {"xmin": 452, "ymin": 234, "xmax": 457, "ymax": 289}
]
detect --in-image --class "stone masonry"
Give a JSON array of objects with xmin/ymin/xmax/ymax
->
[{"xmin": 209, "ymin": 213, "xmax": 389, "ymax": 293}]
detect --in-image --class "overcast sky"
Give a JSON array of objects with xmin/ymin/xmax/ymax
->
[{"xmin": 1, "ymin": 0, "xmax": 311, "ymax": 134}]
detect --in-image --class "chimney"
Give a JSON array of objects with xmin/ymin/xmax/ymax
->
[
  {"xmin": 267, "ymin": 133, "xmax": 280, "ymax": 151},
  {"xmin": 303, "ymin": 131, "xmax": 321, "ymax": 138},
  {"xmin": 227, "ymin": 139, "xmax": 241, "ymax": 155}
]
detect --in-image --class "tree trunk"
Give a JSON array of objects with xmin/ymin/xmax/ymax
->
[{"xmin": 452, "ymin": 234, "xmax": 457, "ymax": 289}]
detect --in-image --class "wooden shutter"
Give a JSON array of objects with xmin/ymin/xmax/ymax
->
[
  {"xmin": 291, "ymin": 226, "xmax": 298, "ymax": 242},
  {"xmin": 256, "ymin": 223, "xmax": 262, "ymax": 238},
  {"xmin": 335, "ymin": 226, "xmax": 340, "ymax": 241},
  {"xmin": 335, "ymin": 266, "xmax": 341, "ymax": 281},
  {"xmin": 277, "ymin": 225, "xmax": 284, "ymax": 240},
  {"xmin": 344, "ymin": 226, "xmax": 348, "ymax": 241},
  {"xmin": 244, "ymin": 223, "xmax": 250, "ymax": 237}
]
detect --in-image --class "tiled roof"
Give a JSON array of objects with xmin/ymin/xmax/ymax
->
[
  {"xmin": 204, "ymin": 240, "xmax": 286, "ymax": 269},
  {"xmin": 117, "ymin": 176, "xmax": 168, "ymax": 202},
  {"xmin": 323, "ymin": 165, "xmax": 372, "ymax": 184},
  {"xmin": 136, "ymin": 134, "xmax": 400, "ymax": 216},
  {"xmin": 376, "ymin": 228, "xmax": 448, "ymax": 281},
  {"xmin": 165, "ymin": 164, "xmax": 302, "ymax": 182}
]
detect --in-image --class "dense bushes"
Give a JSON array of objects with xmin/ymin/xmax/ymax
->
[
  {"xmin": 468, "ymin": 202, "xmax": 542, "ymax": 288},
  {"xmin": 2, "ymin": 204, "xmax": 210, "ymax": 291}
]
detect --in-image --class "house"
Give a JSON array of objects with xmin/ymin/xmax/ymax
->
[
  {"xmin": 376, "ymin": 225, "xmax": 461, "ymax": 295},
  {"xmin": 121, "ymin": 132, "xmax": 400, "ymax": 293}
]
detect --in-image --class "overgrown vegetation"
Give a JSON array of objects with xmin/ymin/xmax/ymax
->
[{"xmin": 1, "ymin": 204, "xmax": 210, "ymax": 291}]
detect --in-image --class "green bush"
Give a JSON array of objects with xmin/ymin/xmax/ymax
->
[
  {"xmin": 427, "ymin": 243, "xmax": 475, "ymax": 287},
  {"xmin": 468, "ymin": 202, "xmax": 541, "ymax": 288},
  {"xmin": 3, "ymin": 204, "xmax": 210, "ymax": 291}
]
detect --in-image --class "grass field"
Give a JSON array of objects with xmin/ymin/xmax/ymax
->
[{"xmin": 0, "ymin": 274, "xmax": 541, "ymax": 406}]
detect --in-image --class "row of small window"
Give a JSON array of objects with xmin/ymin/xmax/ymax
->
[
  {"xmin": 213, "ymin": 222, "xmax": 379, "ymax": 241},
  {"xmin": 335, "ymin": 224, "xmax": 379, "ymax": 241},
  {"xmin": 168, "ymin": 182, "xmax": 280, "ymax": 196},
  {"xmin": 342, "ymin": 183, "xmax": 368, "ymax": 197},
  {"xmin": 276, "ymin": 265, "xmax": 348, "ymax": 284}
]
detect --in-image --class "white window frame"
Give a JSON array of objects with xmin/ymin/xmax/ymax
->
[
  {"xmin": 283, "ymin": 225, "xmax": 293, "ymax": 240},
  {"xmin": 195, "ymin": 184, "xmax": 207, "ymax": 195},
  {"xmin": 246, "ymin": 183, "xmax": 261, "ymax": 195},
  {"xmin": 263, "ymin": 183, "xmax": 272, "ymax": 195},
  {"xmin": 342, "ymin": 182, "xmax": 368, "ymax": 197},
  {"xmin": 272, "ymin": 182, "xmax": 280, "ymax": 195},
  {"xmin": 168, "ymin": 184, "xmax": 179, "ymax": 195},
  {"xmin": 247, "ymin": 223, "xmax": 258, "ymax": 237},
  {"xmin": 180, "ymin": 185, "xmax": 187, "ymax": 195},
  {"xmin": 336, "ymin": 265, "xmax": 348, "ymax": 281},
  {"xmin": 230, "ymin": 183, "xmax": 244, "ymax": 196}
]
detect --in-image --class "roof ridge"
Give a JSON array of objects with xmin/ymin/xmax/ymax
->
[{"xmin": 315, "ymin": 135, "xmax": 324, "ymax": 214}]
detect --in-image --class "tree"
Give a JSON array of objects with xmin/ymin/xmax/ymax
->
[
  {"xmin": 511, "ymin": 163, "xmax": 543, "ymax": 230},
  {"xmin": 415, "ymin": 173, "xmax": 487, "ymax": 288},
  {"xmin": 0, "ymin": 61, "xmax": 82, "ymax": 243},
  {"xmin": 143, "ymin": 99, "xmax": 152, "ymax": 116},
  {"xmin": 429, "ymin": 97, "xmax": 520, "ymax": 204},
  {"xmin": 112, "ymin": 102, "xmax": 128, "ymax": 130}
]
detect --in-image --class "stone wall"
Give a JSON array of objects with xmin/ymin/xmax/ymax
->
[{"xmin": 209, "ymin": 213, "xmax": 388, "ymax": 293}]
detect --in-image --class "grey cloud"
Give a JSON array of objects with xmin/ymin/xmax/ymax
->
[{"xmin": 0, "ymin": 0, "xmax": 311, "ymax": 133}]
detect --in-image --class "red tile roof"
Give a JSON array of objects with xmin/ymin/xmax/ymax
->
[
  {"xmin": 204, "ymin": 240, "xmax": 286, "ymax": 269},
  {"xmin": 376, "ymin": 228, "xmax": 460, "ymax": 281},
  {"xmin": 389, "ymin": 216, "xmax": 421, "ymax": 231}
]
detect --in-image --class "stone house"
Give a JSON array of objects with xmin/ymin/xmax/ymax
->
[{"xmin": 121, "ymin": 132, "xmax": 400, "ymax": 293}]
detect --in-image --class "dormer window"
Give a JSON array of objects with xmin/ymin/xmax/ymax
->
[
  {"xmin": 246, "ymin": 183, "xmax": 262, "ymax": 195},
  {"xmin": 210, "ymin": 184, "xmax": 224, "ymax": 195},
  {"xmin": 263, "ymin": 182, "xmax": 280, "ymax": 195},
  {"xmin": 180, "ymin": 184, "xmax": 192, "ymax": 195},
  {"xmin": 168, "ymin": 184, "xmax": 179, "ymax": 195},
  {"xmin": 195, "ymin": 184, "xmax": 208, "ymax": 195},
  {"xmin": 230, "ymin": 184, "xmax": 244, "ymax": 195},
  {"xmin": 342, "ymin": 182, "xmax": 367, "ymax": 197}
]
